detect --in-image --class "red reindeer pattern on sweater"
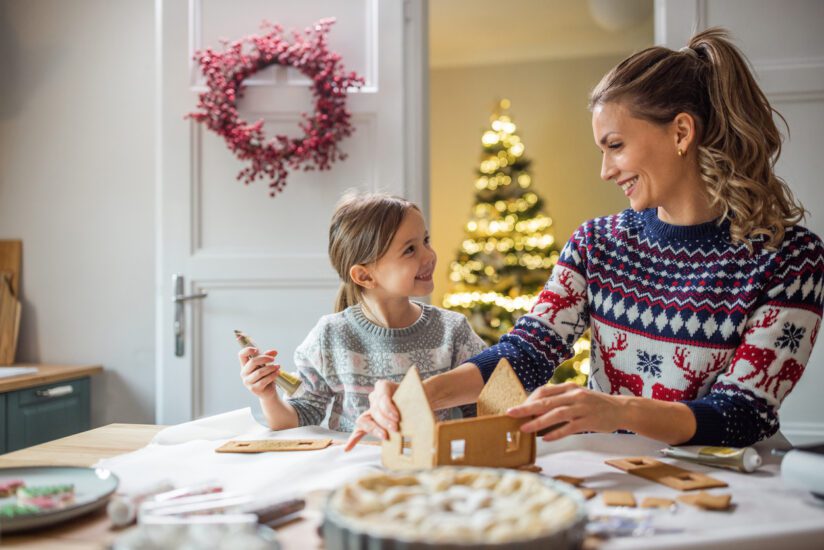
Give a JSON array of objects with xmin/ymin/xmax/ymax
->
[
  {"xmin": 732, "ymin": 309, "xmax": 780, "ymax": 389},
  {"xmin": 719, "ymin": 306, "xmax": 812, "ymax": 404},
  {"xmin": 533, "ymin": 269, "xmax": 587, "ymax": 324},
  {"xmin": 592, "ymin": 325, "xmax": 643, "ymax": 396},
  {"xmin": 651, "ymin": 348, "xmax": 727, "ymax": 402},
  {"xmin": 762, "ymin": 358, "xmax": 805, "ymax": 400}
]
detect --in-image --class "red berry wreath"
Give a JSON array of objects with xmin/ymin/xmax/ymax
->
[{"xmin": 188, "ymin": 18, "xmax": 364, "ymax": 196}]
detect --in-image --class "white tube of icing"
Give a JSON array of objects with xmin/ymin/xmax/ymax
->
[{"xmin": 660, "ymin": 445, "xmax": 762, "ymax": 473}]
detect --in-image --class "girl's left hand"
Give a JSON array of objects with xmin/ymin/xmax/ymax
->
[{"xmin": 506, "ymin": 383, "xmax": 625, "ymax": 441}]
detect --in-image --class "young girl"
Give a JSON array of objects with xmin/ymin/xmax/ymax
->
[{"xmin": 238, "ymin": 192, "xmax": 486, "ymax": 431}]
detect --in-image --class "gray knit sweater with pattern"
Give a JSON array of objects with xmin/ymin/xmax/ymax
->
[{"xmin": 282, "ymin": 303, "xmax": 487, "ymax": 432}]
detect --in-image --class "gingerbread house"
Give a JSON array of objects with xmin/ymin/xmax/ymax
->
[{"xmin": 382, "ymin": 358, "xmax": 536, "ymax": 470}]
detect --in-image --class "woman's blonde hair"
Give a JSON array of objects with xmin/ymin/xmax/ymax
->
[
  {"xmin": 589, "ymin": 27, "xmax": 805, "ymax": 250},
  {"xmin": 329, "ymin": 191, "xmax": 420, "ymax": 312}
]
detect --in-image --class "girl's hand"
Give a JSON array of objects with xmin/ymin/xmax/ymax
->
[
  {"xmin": 239, "ymin": 348, "xmax": 281, "ymax": 399},
  {"xmin": 344, "ymin": 380, "xmax": 400, "ymax": 451},
  {"xmin": 507, "ymin": 383, "xmax": 625, "ymax": 441}
]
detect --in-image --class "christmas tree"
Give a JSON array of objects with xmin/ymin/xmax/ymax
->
[{"xmin": 443, "ymin": 99, "xmax": 589, "ymax": 384}]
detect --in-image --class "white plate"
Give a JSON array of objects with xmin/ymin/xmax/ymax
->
[{"xmin": 0, "ymin": 466, "xmax": 119, "ymax": 533}]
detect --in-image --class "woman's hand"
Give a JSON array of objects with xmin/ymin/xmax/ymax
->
[
  {"xmin": 507, "ymin": 382, "xmax": 626, "ymax": 441},
  {"xmin": 238, "ymin": 347, "xmax": 281, "ymax": 399},
  {"xmin": 344, "ymin": 380, "xmax": 400, "ymax": 451}
]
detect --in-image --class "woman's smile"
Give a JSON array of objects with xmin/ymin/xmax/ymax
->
[{"xmin": 618, "ymin": 175, "xmax": 639, "ymax": 196}]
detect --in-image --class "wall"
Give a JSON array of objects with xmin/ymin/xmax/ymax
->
[
  {"xmin": 0, "ymin": 0, "xmax": 155, "ymax": 425},
  {"xmin": 430, "ymin": 56, "xmax": 632, "ymax": 306}
]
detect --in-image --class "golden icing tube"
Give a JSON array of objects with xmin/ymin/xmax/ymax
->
[
  {"xmin": 660, "ymin": 445, "xmax": 762, "ymax": 473},
  {"xmin": 234, "ymin": 329, "xmax": 303, "ymax": 396}
]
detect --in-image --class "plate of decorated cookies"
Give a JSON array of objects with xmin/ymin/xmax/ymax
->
[{"xmin": 0, "ymin": 466, "xmax": 119, "ymax": 533}]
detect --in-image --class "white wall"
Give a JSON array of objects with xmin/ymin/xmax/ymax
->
[{"xmin": 0, "ymin": 0, "xmax": 156, "ymax": 425}]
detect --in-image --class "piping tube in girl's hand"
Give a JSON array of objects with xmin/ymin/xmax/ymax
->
[
  {"xmin": 660, "ymin": 445, "xmax": 762, "ymax": 473},
  {"xmin": 234, "ymin": 329, "xmax": 303, "ymax": 396}
]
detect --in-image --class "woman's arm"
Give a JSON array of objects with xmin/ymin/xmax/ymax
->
[
  {"xmin": 620, "ymin": 396, "xmax": 697, "ymax": 445},
  {"xmin": 507, "ymin": 383, "xmax": 697, "ymax": 446}
]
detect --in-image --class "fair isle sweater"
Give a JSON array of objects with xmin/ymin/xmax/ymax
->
[
  {"xmin": 286, "ymin": 303, "xmax": 487, "ymax": 431},
  {"xmin": 469, "ymin": 209, "xmax": 824, "ymax": 446}
]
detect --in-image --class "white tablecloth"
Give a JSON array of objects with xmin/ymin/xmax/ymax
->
[{"xmin": 96, "ymin": 408, "xmax": 824, "ymax": 549}]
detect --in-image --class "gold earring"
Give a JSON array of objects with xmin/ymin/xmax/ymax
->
[{"xmin": 677, "ymin": 149, "xmax": 684, "ymax": 157}]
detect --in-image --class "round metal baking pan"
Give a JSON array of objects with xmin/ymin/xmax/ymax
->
[{"xmin": 321, "ymin": 467, "xmax": 586, "ymax": 550}]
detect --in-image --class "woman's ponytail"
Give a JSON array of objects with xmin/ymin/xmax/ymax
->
[{"xmin": 688, "ymin": 28, "xmax": 804, "ymax": 249}]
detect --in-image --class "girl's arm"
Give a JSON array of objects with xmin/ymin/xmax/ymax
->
[
  {"xmin": 243, "ymin": 320, "xmax": 334, "ymax": 431},
  {"xmin": 344, "ymin": 362, "xmax": 485, "ymax": 450},
  {"xmin": 239, "ymin": 348, "xmax": 300, "ymax": 430},
  {"xmin": 285, "ymin": 322, "xmax": 335, "ymax": 428},
  {"xmin": 258, "ymin": 391, "xmax": 300, "ymax": 430}
]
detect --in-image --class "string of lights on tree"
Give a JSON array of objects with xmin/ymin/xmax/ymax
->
[{"xmin": 443, "ymin": 99, "xmax": 590, "ymax": 384}]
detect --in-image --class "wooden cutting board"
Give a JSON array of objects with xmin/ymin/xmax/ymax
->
[
  {"xmin": 0, "ymin": 240, "xmax": 22, "ymax": 297},
  {"xmin": 0, "ymin": 274, "xmax": 21, "ymax": 365},
  {"xmin": 0, "ymin": 240, "xmax": 22, "ymax": 365}
]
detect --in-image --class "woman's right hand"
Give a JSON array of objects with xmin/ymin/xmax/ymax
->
[
  {"xmin": 343, "ymin": 380, "xmax": 400, "ymax": 451},
  {"xmin": 238, "ymin": 347, "xmax": 281, "ymax": 399}
]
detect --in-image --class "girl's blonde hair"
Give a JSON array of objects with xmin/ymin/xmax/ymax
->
[
  {"xmin": 329, "ymin": 192, "xmax": 420, "ymax": 312},
  {"xmin": 589, "ymin": 27, "xmax": 805, "ymax": 250}
]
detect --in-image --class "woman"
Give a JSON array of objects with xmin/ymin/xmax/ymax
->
[{"xmin": 345, "ymin": 28, "xmax": 824, "ymax": 450}]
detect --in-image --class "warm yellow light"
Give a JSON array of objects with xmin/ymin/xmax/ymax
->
[
  {"xmin": 482, "ymin": 131, "xmax": 499, "ymax": 147},
  {"xmin": 442, "ymin": 291, "xmax": 538, "ymax": 313}
]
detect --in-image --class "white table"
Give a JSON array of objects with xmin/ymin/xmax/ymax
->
[{"xmin": 95, "ymin": 409, "xmax": 824, "ymax": 549}]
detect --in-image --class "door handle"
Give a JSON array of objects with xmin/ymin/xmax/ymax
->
[{"xmin": 173, "ymin": 274, "xmax": 208, "ymax": 357}]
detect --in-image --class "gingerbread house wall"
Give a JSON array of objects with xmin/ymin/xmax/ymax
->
[
  {"xmin": 382, "ymin": 367, "xmax": 436, "ymax": 470},
  {"xmin": 434, "ymin": 414, "xmax": 535, "ymax": 468}
]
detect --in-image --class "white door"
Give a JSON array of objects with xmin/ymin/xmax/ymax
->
[
  {"xmin": 156, "ymin": 0, "xmax": 427, "ymax": 424},
  {"xmin": 657, "ymin": 0, "xmax": 824, "ymax": 442}
]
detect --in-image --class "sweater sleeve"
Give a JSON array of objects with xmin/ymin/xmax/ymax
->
[
  {"xmin": 286, "ymin": 319, "xmax": 335, "ymax": 427},
  {"xmin": 467, "ymin": 223, "xmax": 591, "ymax": 392},
  {"xmin": 683, "ymin": 232, "xmax": 824, "ymax": 446}
]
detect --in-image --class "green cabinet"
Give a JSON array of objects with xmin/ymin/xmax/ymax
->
[
  {"xmin": 3, "ymin": 378, "xmax": 90, "ymax": 453},
  {"xmin": 0, "ymin": 393, "xmax": 5, "ymax": 454}
]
